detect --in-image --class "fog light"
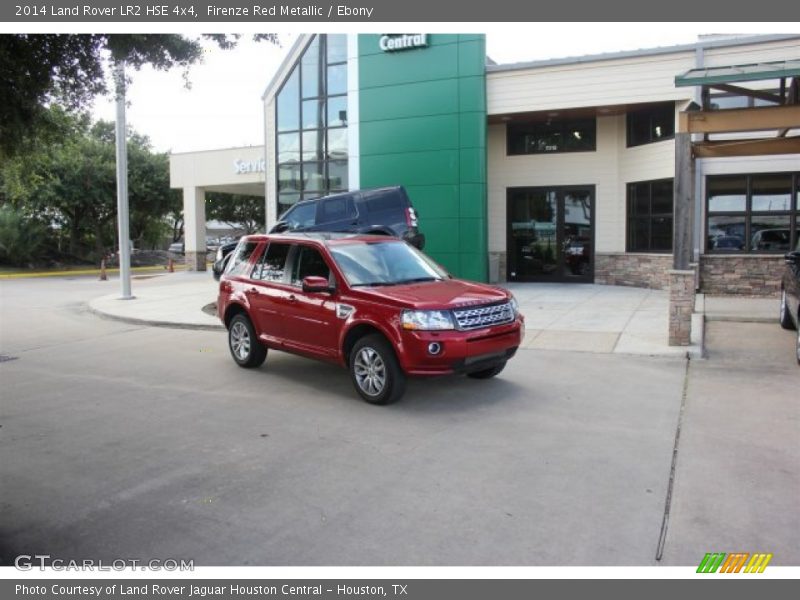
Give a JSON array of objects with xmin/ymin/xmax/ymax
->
[{"xmin": 427, "ymin": 342, "xmax": 442, "ymax": 355}]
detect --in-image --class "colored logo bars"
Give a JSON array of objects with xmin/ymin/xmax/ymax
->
[{"xmin": 697, "ymin": 552, "xmax": 773, "ymax": 573}]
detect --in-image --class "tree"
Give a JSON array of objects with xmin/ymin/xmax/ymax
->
[
  {"xmin": 0, "ymin": 34, "xmax": 278, "ymax": 158},
  {"xmin": 0, "ymin": 106, "xmax": 183, "ymax": 262},
  {"xmin": 207, "ymin": 193, "xmax": 265, "ymax": 236}
]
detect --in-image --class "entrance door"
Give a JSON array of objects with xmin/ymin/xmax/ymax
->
[{"xmin": 506, "ymin": 186, "xmax": 595, "ymax": 282}]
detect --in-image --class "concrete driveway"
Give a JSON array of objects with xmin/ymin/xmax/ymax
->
[{"xmin": 1, "ymin": 276, "xmax": 797, "ymax": 566}]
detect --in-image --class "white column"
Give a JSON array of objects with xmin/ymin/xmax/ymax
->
[
  {"xmin": 183, "ymin": 186, "xmax": 206, "ymax": 271},
  {"xmin": 346, "ymin": 33, "xmax": 360, "ymax": 190}
]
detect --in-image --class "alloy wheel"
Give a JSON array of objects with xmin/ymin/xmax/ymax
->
[
  {"xmin": 353, "ymin": 346, "xmax": 386, "ymax": 396},
  {"xmin": 230, "ymin": 321, "xmax": 251, "ymax": 361}
]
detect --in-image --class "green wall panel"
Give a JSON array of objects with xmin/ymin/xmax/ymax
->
[
  {"xmin": 404, "ymin": 185, "xmax": 459, "ymax": 219},
  {"xmin": 459, "ymin": 148, "xmax": 486, "ymax": 184},
  {"xmin": 458, "ymin": 41, "xmax": 485, "ymax": 77},
  {"xmin": 458, "ymin": 77, "xmax": 486, "ymax": 112},
  {"xmin": 358, "ymin": 34, "xmax": 488, "ymax": 281},
  {"xmin": 359, "ymin": 79, "xmax": 459, "ymax": 122},
  {"xmin": 422, "ymin": 218, "xmax": 461, "ymax": 254},
  {"xmin": 359, "ymin": 115, "xmax": 460, "ymax": 155},
  {"xmin": 360, "ymin": 151, "xmax": 459, "ymax": 187},
  {"xmin": 359, "ymin": 44, "xmax": 459, "ymax": 88},
  {"xmin": 459, "ymin": 184, "xmax": 485, "ymax": 219},
  {"xmin": 458, "ymin": 111, "xmax": 486, "ymax": 149}
]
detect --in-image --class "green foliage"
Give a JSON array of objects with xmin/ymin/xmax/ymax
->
[
  {"xmin": 0, "ymin": 106, "xmax": 181, "ymax": 263},
  {"xmin": 207, "ymin": 193, "xmax": 265, "ymax": 235},
  {"xmin": 0, "ymin": 34, "xmax": 278, "ymax": 158},
  {"xmin": 0, "ymin": 206, "xmax": 48, "ymax": 266}
]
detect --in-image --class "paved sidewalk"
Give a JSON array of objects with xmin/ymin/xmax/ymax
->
[
  {"xmin": 89, "ymin": 272, "xmax": 221, "ymax": 330},
  {"xmin": 89, "ymin": 273, "xmax": 710, "ymax": 358},
  {"xmin": 506, "ymin": 283, "xmax": 703, "ymax": 358},
  {"xmin": 700, "ymin": 293, "xmax": 778, "ymax": 323}
]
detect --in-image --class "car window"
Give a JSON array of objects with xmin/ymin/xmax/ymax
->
[
  {"xmin": 252, "ymin": 243, "xmax": 290, "ymax": 282},
  {"xmin": 319, "ymin": 196, "xmax": 356, "ymax": 222},
  {"xmin": 282, "ymin": 202, "xmax": 316, "ymax": 230},
  {"xmin": 226, "ymin": 242, "xmax": 260, "ymax": 277},
  {"xmin": 363, "ymin": 190, "xmax": 403, "ymax": 215},
  {"xmin": 290, "ymin": 245, "xmax": 331, "ymax": 286}
]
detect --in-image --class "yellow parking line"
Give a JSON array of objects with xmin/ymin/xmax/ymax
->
[{"xmin": 0, "ymin": 265, "xmax": 188, "ymax": 280}]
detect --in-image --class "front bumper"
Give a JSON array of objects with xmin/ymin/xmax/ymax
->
[{"xmin": 398, "ymin": 318, "xmax": 524, "ymax": 376}]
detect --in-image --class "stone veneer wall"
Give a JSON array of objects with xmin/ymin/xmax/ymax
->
[
  {"xmin": 699, "ymin": 255, "xmax": 785, "ymax": 296},
  {"xmin": 595, "ymin": 253, "xmax": 672, "ymax": 290}
]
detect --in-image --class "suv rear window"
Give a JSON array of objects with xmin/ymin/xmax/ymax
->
[
  {"xmin": 362, "ymin": 189, "xmax": 406, "ymax": 214},
  {"xmin": 319, "ymin": 196, "xmax": 356, "ymax": 221}
]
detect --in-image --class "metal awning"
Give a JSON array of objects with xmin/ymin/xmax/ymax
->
[{"xmin": 675, "ymin": 60, "xmax": 800, "ymax": 86}]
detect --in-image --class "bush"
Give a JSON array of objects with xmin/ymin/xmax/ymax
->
[{"xmin": 0, "ymin": 205, "xmax": 48, "ymax": 266}]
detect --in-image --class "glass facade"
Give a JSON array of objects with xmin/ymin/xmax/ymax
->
[
  {"xmin": 706, "ymin": 173, "xmax": 799, "ymax": 253},
  {"xmin": 507, "ymin": 118, "xmax": 596, "ymax": 155},
  {"xmin": 276, "ymin": 34, "xmax": 348, "ymax": 217}
]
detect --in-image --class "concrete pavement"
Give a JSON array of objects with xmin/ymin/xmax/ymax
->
[
  {"xmin": 1, "ymin": 276, "xmax": 796, "ymax": 566},
  {"xmin": 88, "ymin": 273, "xmax": 716, "ymax": 358}
]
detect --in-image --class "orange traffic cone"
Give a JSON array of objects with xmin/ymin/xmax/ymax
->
[
  {"xmin": 99, "ymin": 258, "xmax": 108, "ymax": 281},
  {"xmin": 167, "ymin": 257, "xmax": 175, "ymax": 273}
]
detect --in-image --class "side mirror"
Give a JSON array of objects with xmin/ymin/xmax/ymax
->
[
  {"xmin": 302, "ymin": 275, "xmax": 333, "ymax": 293},
  {"xmin": 270, "ymin": 221, "xmax": 289, "ymax": 234}
]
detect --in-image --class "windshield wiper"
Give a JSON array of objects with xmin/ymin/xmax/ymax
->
[
  {"xmin": 350, "ymin": 282, "xmax": 397, "ymax": 287},
  {"xmin": 394, "ymin": 277, "xmax": 441, "ymax": 284}
]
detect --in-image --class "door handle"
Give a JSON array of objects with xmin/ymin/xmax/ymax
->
[
  {"xmin": 248, "ymin": 287, "xmax": 258, "ymax": 293},
  {"xmin": 288, "ymin": 294, "xmax": 297, "ymax": 302}
]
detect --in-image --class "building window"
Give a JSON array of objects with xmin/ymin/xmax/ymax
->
[
  {"xmin": 275, "ymin": 34, "xmax": 348, "ymax": 217},
  {"xmin": 706, "ymin": 173, "xmax": 799, "ymax": 253},
  {"xmin": 627, "ymin": 179, "xmax": 674, "ymax": 253},
  {"xmin": 507, "ymin": 118, "xmax": 596, "ymax": 155},
  {"xmin": 626, "ymin": 102, "xmax": 675, "ymax": 147}
]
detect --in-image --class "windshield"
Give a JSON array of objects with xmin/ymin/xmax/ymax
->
[{"xmin": 329, "ymin": 241, "xmax": 447, "ymax": 287}]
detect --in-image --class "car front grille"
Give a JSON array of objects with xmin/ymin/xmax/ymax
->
[{"xmin": 452, "ymin": 302, "xmax": 514, "ymax": 330}]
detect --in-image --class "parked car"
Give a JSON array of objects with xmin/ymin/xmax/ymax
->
[
  {"xmin": 212, "ymin": 240, "xmax": 240, "ymax": 280},
  {"xmin": 752, "ymin": 228, "xmax": 791, "ymax": 252},
  {"xmin": 217, "ymin": 233, "xmax": 524, "ymax": 404},
  {"xmin": 269, "ymin": 186, "xmax": 425, "ymax": 249},
  {"xmin": 711, "ymin": 235, "xmax": 745, "ymax": 251},
  {"xmin": 779, "ymin": 239, "xmax": 800, "ymax": 365},
  {"xmin": 168, "ymin": 241, "xmax": 184, "ymax": 255}
]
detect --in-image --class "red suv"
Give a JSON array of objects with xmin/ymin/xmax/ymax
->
[{"xmin": 217, "ymin": 233, "xmax": 524, "ymax": 404}]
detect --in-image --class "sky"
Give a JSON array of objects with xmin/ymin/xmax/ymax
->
[{"xmin": 90, "ymin": 24, "xmax": 799, "ymax": 154}]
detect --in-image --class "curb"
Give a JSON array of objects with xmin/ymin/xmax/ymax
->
[
  {"xmin": 705, "ymin": 315, "xmax": 775, "ymax": 323},
  {"xmin": 87, "ymin": 303, "xmax": 224, "ymax": 332}
]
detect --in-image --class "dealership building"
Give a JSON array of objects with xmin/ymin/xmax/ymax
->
[{"xmin": 171, "ymin": 33, "xmax": 800, "ymax": 298}]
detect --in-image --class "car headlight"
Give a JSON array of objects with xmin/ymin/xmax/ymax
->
[
  {"xmin": 509, "ymin": 295, "xmax": 520, "ymax": 318},
  {"xmin": 401, "ymin": 309, "xmax": 455, "ymax": 331}
]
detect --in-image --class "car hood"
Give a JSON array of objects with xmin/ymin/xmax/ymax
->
[{"xmin": 352, "ymin": 279, "xmax": 509, "ymax": 310}]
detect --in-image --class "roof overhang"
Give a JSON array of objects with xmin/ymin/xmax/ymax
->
[
  {"xmin": 675, "ymin": 59, "xmax": 800, "ymax": 159},
  {"xmin": 675, "ymin": 59, "xmax": 800, "ymax": 87}
]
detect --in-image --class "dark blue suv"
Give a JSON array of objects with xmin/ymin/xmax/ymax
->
[{"xmin": 270, "ymin": 186, "xmax": 424, "ymax": 249}]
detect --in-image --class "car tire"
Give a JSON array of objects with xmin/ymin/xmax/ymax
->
[
  {"xmin": 466, "ymin": 361, "xmax": 507, "ymax": 379},
  {"xmin": 350, "ymin": 334, "xmax": 406, "ymax": 405},
  {"xmin": 228, "ymin": 314, "xmax": 267, "ymax": 368},
  {"xmin": 780, "ymin": 289, "xmax": 796, "ymax": 330}
]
